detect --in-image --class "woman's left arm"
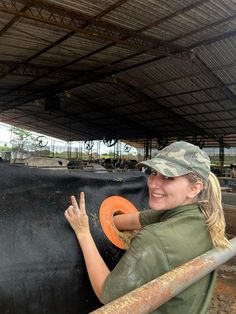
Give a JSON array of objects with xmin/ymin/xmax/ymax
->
[{"xmin": 64, "ymin": 193, "xmax": 110, "ymax": 303}]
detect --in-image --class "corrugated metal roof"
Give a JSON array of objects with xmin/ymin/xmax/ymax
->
[{"xmin": 0, "ymin": 0, "xmax": 236, "ymax": 148}]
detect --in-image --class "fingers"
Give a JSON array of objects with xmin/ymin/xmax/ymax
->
[
  {"xmin": 69, "ymin": 193, "xmax": 86, "ymax": 215},
  {"xmin": 64, "ymin": 208, "xmax": 71, "ymax": 220},
  {"xmin": 71, "ymin": 195, "xmax": 79, "ymax": 210},
  {"xmin": 65, "ymin": 192, "xmax": 89, "ymax": 233},
  {"xmin": 79, "ymin": 192, "xmax": 86, "ymax": 215},
  {"xmin": 64, "ymin": 205, "xmax": 74, "ymax": 223}
]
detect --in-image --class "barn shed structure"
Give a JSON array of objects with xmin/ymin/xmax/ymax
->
[
  {"xmin": 1, "ymin": 3, "xmax": 236, "ymax": 314},
  {"xmin": 1, "ymin": 0, "xmax": 236, "ymax": 159}
]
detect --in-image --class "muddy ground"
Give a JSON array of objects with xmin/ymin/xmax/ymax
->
[
  {"xmin": 208, "ymin": 199, "xmax": 236, "ymax": 314},
  {"xmin": 208, "ymin": 256, "xmax": 236, "ymax": 314}
]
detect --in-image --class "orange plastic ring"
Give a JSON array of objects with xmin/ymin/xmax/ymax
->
[{"xmin": 99, "ymin": 196, "xmax": 138, "ymax": 250}]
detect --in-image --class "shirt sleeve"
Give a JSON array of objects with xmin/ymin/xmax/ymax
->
[
  {"xmin": 101, "ymin": 226, "xmax": 169, "ymax": 304},
  {"xmin": 139, "ymin": 209, "xmax": 163, "ymax": 226}
]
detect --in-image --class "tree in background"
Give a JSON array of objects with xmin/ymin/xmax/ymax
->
[{"xmin": 10, "ymin": 127, "xmax": 36, "ymax": 151}]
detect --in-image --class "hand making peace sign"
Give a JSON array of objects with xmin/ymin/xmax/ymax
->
[{"xmin": 64, "ymin": 192, "xmax": 90, "ymax": 236}]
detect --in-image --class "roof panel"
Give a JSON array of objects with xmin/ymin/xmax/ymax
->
[
  {"xmin": 0, "ymin": 0, "xmax": 236, "ymax": 145},
  {"xmin": 101, "ymin": 0, "xmax": 196, "ymax": 32},
  {"xmin": 48, "ymin": 0, "xmax": 116, "ymax": 17}
]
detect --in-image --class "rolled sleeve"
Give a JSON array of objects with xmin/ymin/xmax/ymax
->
[{"xmin": 139, "ymin": 209, "xmax": 163, "ymax": 227}]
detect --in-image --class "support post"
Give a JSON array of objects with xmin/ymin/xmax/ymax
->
[
  {"xmin": 67, "ymin": 141, "xmax": 71, "ymax": 159},
  {"xmin": 219, "ymin": 136, "xmax": 224, "ymax": 175},
  {"xmin": 144, "ymin": 139, "xmax": 152, "ymax": 160}
]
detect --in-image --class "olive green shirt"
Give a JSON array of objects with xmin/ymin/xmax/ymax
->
[{"xmin": 102, "ymin": 204, "xmax": 216, "ymax": 313}]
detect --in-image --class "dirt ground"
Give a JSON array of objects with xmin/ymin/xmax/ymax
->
[
  {"xmin": 208, "ymin": 256, "xmax": 236, "ymax": 314},
  {"xmin": 208, "ymin": 199, "xmax": 236, "ymax": 314},
  {"xmin": 208, "ymin": 193, "xmax": 236, "ymax": 314}
]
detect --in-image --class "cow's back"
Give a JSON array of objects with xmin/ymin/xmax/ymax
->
[{"xmin": 0, "ymin": 163, "xmax": 148, "ymax": 314}]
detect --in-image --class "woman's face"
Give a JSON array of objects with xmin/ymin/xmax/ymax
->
[{"xmin": 147, "ymin": 170, "xmax": 194, "ymax": 211}]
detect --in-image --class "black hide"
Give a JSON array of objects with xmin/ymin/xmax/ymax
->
[{"xmin": 0, "ymin": 163, "xmax": 148, "ymax": 314}]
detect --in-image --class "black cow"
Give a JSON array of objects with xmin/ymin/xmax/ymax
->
[{"xmin": 0, "ymin": 163, "xmax": 148, "ymax": 314}]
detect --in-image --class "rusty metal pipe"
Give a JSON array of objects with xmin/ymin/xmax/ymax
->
[{"xmin": 90, "ymin": 237, "xmax": 236, "ymax": 314}]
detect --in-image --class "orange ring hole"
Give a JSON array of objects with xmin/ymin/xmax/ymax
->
[{"xmin": 99, "ymin": 196, "xmax": 138, "ymax": 250}]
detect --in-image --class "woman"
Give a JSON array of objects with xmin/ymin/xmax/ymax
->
[{"xmin": 64, "ymin": 141, "xmax": 230, "ymax": 313}]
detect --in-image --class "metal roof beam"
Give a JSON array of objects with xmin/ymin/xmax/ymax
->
[
  {"xmin": 0, "ymin": 1, "xmax": 133, "ymax": 100},
  {"xmin": 138, "ymin": 0, "xmax": 211, "ymax": 33},
  {"xmin": 85, "ymin": 98, "xmax": 230, "ymax": 120},
  {"xmin": 193, "ymin": 55, "xmax": 236, "ymax": 106},
  {"xmin": 0, "ymin": 0, "xmax": 127, "ymax": 81},
  {"xmin": 0, "ymin": 31, "xmax": 76, "ymax": 82},
  {"xmin": 2, "ymin": 90, "xmax": 158, "ymax": 139},
  {"xmin": 168, "ymin": 12, "xmax": 236, "ymax": 45},
  {"xmin": 94, "ymin": 0, "xmax": 128, "ymax": 19},
  {"xmin": 0, "ymin": 1, "xmax": 236, "ymax": 128},
  {"xmin": 0, "ymin": 2, "xmax": 31, "ymax": 35},
  {"xmin": 0, "ymin": 51, "xmax": 234, "ymax": 114},
  {"xmin": 0, "ymin": 0, "xmax": 167, "ymax": 51},
  {"xmin": 1, "ymin": 108, "xmax": 107, "ymax": 139},
  {"xmin": 0, "ymin": 61, "xmax": 81, "ymax": 79},
  {"xmin": 60, "ymin": 93, "xmax": 159, "ymax": 139},
  {"xmin": 113, "ymin": 78, "xmax": 207, "ymax": 135},
  {"xmin": 0, "ymin": 0, "xmax": 233, "ymax": 95}
]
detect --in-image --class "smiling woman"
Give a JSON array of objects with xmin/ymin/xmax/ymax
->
[{"xmin": 65, "ymin": 141, "xmax": 230, "ymax": 314}]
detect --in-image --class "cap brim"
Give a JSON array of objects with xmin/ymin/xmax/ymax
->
[{"xmin": 137, "ymin": 158, "xmax": 191, "ymax": 177}]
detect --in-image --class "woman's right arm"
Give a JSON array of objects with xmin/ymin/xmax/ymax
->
[
  {"xmin": 65, "ymin": 193, "xmax": 110, "ymax": 302},
  {"xmin": 113, "ymin": 212, "xmax": 141, "ymax": 231},
  {"xmin": 114, "ymin": 209, "xmax": 163, "ymax": 231}
]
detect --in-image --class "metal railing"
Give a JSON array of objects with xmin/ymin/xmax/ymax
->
[{"xmin": 91, "ymin": 237, "xmax": 236, "ymax": 314}]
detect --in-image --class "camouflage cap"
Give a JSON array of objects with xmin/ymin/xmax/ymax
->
[{"xmin": 138, "ymin": 141, "xmax": 210, "ymax": 180}]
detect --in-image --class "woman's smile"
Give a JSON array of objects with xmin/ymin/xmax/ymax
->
[
  {"xmin": 147, "ymin": 171, "xmax": 192, "ymax": 211},
  {"xmin": 150, "ymin": 191, "xmax": 165, "ymax": 198}
]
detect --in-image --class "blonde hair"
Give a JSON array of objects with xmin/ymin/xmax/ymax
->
[{"xmin": 185, "ymin": 172, "xmax": 230, "ymax": 249}]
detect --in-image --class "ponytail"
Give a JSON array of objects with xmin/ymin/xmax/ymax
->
[
  {"xmin": 186, "ymin": 172, "xmax": 230, "ymax": 248},
  {"xmin": 198, "ymin": 172, "xmax": 231, "ymax": 249}
]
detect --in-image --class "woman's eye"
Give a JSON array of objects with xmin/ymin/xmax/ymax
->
[
  {"xmin": 144, "ymin": 168, "xmax": 152, "ymax": 175},
  {"xmin": 145, "ymin": 169, "xmax": 174, "ymax": 179},
  {"xmin": 145, "ymin": 168, "xmax": 157, "ymax": 176},
  {"xmin": 164, "ymin": 176, "xmax": 174, "ymax": 180},
  {"xmin": 151, "ymin": 170, "xmax": 158, "ymax": 176}
]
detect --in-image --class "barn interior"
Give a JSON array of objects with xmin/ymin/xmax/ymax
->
[
  {"xmin": 0, "ymin": 1, "xmax": 236, "ymax": 313},
  {"xmin": 1, "ymin": 1, "xmax": 236, "ymax": 151}
]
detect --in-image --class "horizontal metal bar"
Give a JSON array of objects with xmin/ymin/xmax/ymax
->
[{"xmin": 91, "ymin": 237, "xmax": 236, "ymax": 314}]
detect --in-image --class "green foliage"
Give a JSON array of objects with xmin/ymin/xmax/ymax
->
[
  {"xmin": 0, "ymin": 145, "xmax": 12, "ymax": 151},
  {"xmin": 11, "ymin": 127, "xmax": 32, "ymax": 140},
  {"xmin": 11, "ymin": 126, "xmax": 36, "ymax": 150},
  {"xmin": 101, "ymin": 153, "xmax": 113, "ymax": 159}
]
